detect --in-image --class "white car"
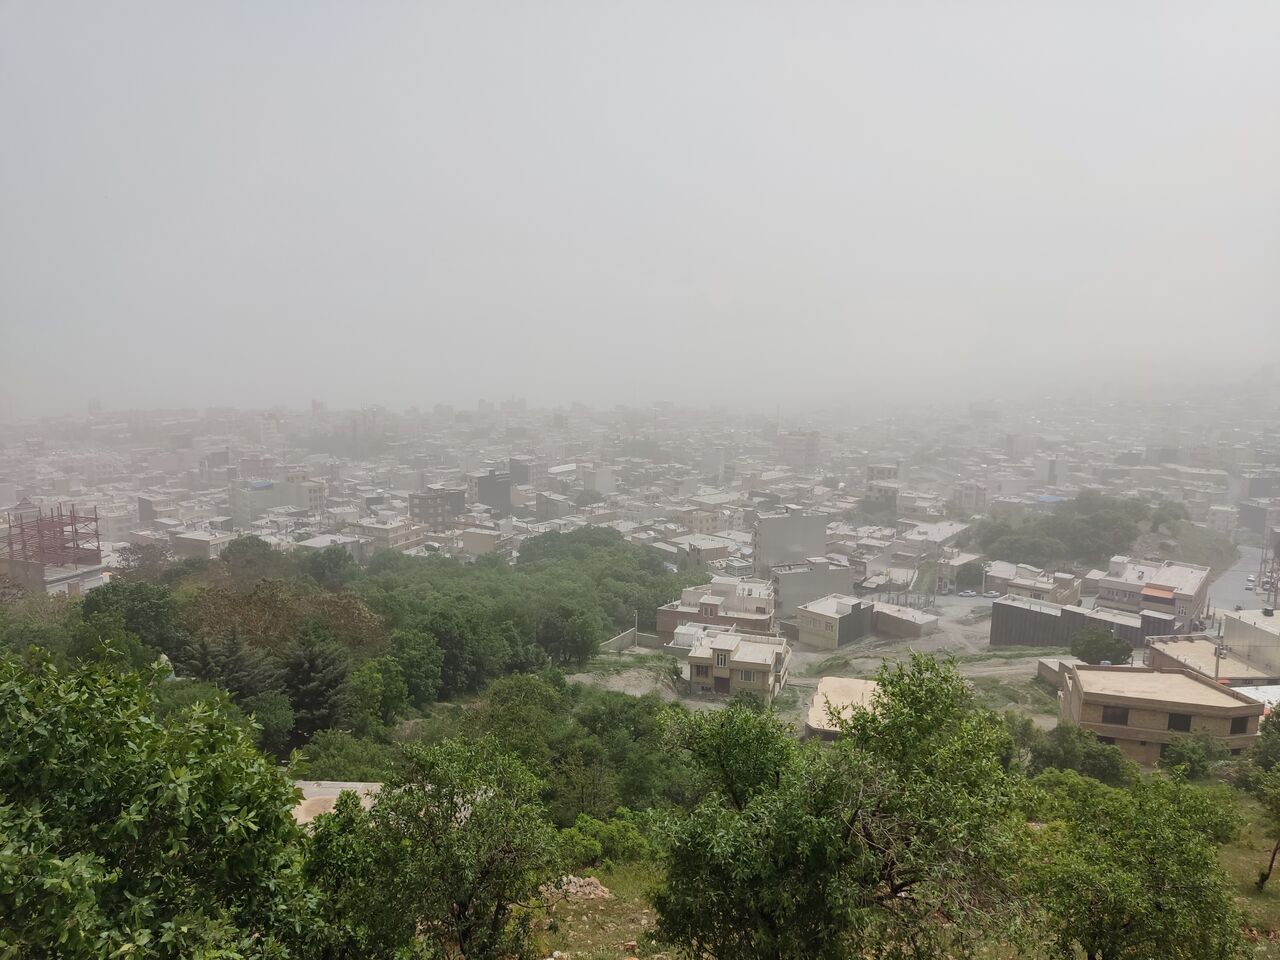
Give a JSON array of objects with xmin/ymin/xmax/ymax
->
[{"xmin": 983, "ymin": 590, "xmax": 1001, "ymax": 599}]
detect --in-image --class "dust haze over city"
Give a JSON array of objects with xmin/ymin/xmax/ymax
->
[
  {"xmin": 3, "ymin": 1, "xmax": 1278, "ymax": 419},
  {"xmin": 6, "ymin": 5, "xmax": 1280, "ymax": 960}
]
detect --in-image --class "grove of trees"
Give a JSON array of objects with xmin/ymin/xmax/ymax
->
[
  {"xmin": 0, "ymin": 526, "xmax": 1272, "ymax": 959},
  {"xmin": 0, "ymin": 528, "xmax": 696, "ymax": 760},
  {"xmin": 965, "ymin": 491, "xmax": 1153, "ymax": 568}
]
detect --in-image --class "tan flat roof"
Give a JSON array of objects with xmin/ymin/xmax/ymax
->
[
  {"xmin": 1073, "ymin": 668, "xmax": 1255, "ymax": 709},
  {"xmin": 807, "ymin": 677, "xmax": 879, "ymax": 732},
  {"xmin": 1149, "ymin": 636, "xmax": 1275, "ymax": 681}
]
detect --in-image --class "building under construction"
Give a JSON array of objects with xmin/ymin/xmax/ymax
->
[{"xmin": 1, "ymin": 502, "xmax": 108, "ymax": 595}]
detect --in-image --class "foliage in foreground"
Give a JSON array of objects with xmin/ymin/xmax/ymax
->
[
  {"xmin": 655, "ymin": 655, "xmax": 1031, "ymax": 959},
  {"xmin": 0, "ymin": 656, "xmax": 312, "ymax": 959}
]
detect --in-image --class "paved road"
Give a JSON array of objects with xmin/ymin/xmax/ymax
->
[{"xmin": 1208, "ymin": 545, "xmax": 1269, "ymax": 613}]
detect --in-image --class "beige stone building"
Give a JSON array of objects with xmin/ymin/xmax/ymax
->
[
  {"xmin": 1060, "ymin": 664, "xmax": 1263, "ymax": 766},
  {"xmin": 795, "ymin": 594, "xmax": 873, "ymax": 651},
  {"xmin": 683, "ymin": 625, "xmax": 791, "ymax": 702}
]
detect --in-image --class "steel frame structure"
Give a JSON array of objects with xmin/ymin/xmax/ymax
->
[{"xmin": 2, "ymin": 504, "xmax": 102, "ymax": 569}]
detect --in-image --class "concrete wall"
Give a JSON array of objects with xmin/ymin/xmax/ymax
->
[{"xmin": 600, "ymin": 628, "xmax": 637, "ymax": 652}]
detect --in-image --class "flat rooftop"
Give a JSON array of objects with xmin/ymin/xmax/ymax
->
[
  {"xmin": 1227, "ymin": 610, "xmax": 1280, "ymax": 638},
  {"xmin": 798, "ymin": 594, "xmax": 865, "ymax": 617},
  {"xmin": 873, "ymin": 601, "xmax": 938, "ymax": 625},
  {"xmin": 1073, "ymin": 667, "xmax": 1257, "ymax": 709},
  {"xmin": 1149, "ymin": 635, "xmax": 1275, "ymax": 681},
  {"xmin": 807, "ymin": 677, "xmax": 879, "ymax": 732}
]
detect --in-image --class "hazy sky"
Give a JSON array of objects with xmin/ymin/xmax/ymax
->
[{"xmin": 2, "ymin": 1, "xmax": 1278, "ymax": 420}]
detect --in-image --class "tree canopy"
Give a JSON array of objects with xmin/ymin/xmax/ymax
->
[
  {"xmin": 1070, "ymin": 626, "xmax": 1133, "ymax": 666},
  {"xmin": 0, "ymin": 656, "xmax": 312, "ymax": 959}
]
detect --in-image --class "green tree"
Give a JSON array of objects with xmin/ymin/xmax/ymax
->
[
  {"xmin": 281, "ymin": 636, "xmax": 350, "ymax": 744},
  {"xmin": 1070, "ymin": 626, "xmax": 1133, "ymax": 665},
  {"xmin": 1030, "ymin": 769, "xmax": 1241, "ymax": 960},
  {"xmin": 299, "ymin": 545, "xmax": 360, "ymax": 591},
  {"xmin": 309, "ymin": 738, "xmax": 561, "ymax": 960},
  {"xmin": 0, "ymin": 656, "xmax": 313, "ymax": 958},
  {"xmin": 219, "ymin": 536, "xmax": 296, "ymax": 593},
  {"xmin": 243, "ymin": 689, "xmax": 295, "ymax": 756},
  {"xmin": 176, "ymin": 628, "xmax": 283, "ymax": 703},
  {"xmin": 1150, "ymin": 500, "xmax": 1190, "ymax": 535},
  {"xmin": 1159, "ymin": 730, "xmax": 1230, "ymax": 780},
  {"xmin": 81, "ymin": 578, "xmax": 183, "ymax": 655},
  {"xmin": 292, "ymin": 730, "xmax": 399, "ymax": 782},
  {"xmin": 116, "ymin": 542, "xmax": 174, "ymax": 580},
  {"xmin": 1028, "ymin": 722, "xmax": 1138, "ymax": 787},
  {"xmin": 655, "ymin": 655, "xmax": 1028, "ymax": 959},
  {"xmin": 1254, "ymin": 766, "xmax": 1280, "ymax": 890},
  {"xmin": 65, "ymin": 611, "xmax": 157, "ymax": 669},
  {"xmin": 389, "ymin": 627, "xmax": 443, "ymax": 708},
  {"xmin": 1249, "ymin": 713, "xmax": 1280, "ymax": 772},
  {"xmin": 346, "ymin": 657, "xmax": 408, "ymax": 736}
]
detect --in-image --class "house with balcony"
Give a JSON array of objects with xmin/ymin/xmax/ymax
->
[{"xmin": 682, "ymin": 624, "xmax": 791, "ymax": 702}]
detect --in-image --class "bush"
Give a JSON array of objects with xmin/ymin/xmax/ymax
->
[{"xmin": 1160, "ymin": 732, "xmax": 1230, "ymax": 780}]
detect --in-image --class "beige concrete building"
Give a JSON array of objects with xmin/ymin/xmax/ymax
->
[
  {"xmin": 795, "ymin": 594, "xmax": 874, "ymax": 651},
  {"xmin": 656, "ymin": 576, "xmax": 774, "ymax": 641},
  {"xmin": 805, "ymin": 676, "xmax": 880, "ymax": 740},
  {"xmin": 1218, "ymin": 609, "xmax": 1280, "ymax": 677},
  {"xmin": 345, "ymin": 514, "xmax": 430, "ymax": 553},
  {"xmin": 684, "ymin": 625, "xmax": 791, "ymax": 702},
  {"xmin": 1094, "ymin": 556, "xmax": 1210, "ymax": 629},
  {"xmin": 1060, "ymin": 664, "xmax": 1263, "ymax": 765},
  {"xmin": 1006, "ymin": 571, "xmax": 1082, "ymax": 605},
  {"xmin": 1146, "ymin": 632, "xmax": 1280, "ymax": 686}
]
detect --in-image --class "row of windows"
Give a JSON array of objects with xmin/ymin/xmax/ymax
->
[
  {"xmin": 1100, "ymin": 704, "xmax": 1249, "ymax": 735},
  {"xmin": 1099, "ymin": 737, "xmax": 1245, "ymax": 759},
  {"xmin": 693, "ymin": 663, "xmax": 758, "ymax": 683}
]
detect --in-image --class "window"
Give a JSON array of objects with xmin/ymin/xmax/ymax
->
[
  {"xmin": 1167, "ymin": 713, "xmax": 1192, "ymax": 732},
  {"xmin": 694, "ymin": 665, "xmax": 709, "ymax": 678},
  {"xmin": 715, "ymin": 653, "xmax": 727, "ymax": 667},
  {"xmin": 1231, "ymin": 716, "xmax": 1249, "ymax": 735},
  {"xmin": 740, "ymin": 670, "xmax": 754, "ymax": 683},
  {"xmin": 1101, "ymin": 705, "xmax": 1129, "ymax": 726},
  {"xmin": 1099, "ymin": 736, "xmax": 1116, "ymax": 744}
]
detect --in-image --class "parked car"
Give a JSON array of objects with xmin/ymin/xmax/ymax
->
[
  {"xmin": 958, "ymin": 589, "xmax": 978, "ymax": 598},
  {"xmin": 983, "ymin": 590, "xmax": 1000, "ymax": 599}
]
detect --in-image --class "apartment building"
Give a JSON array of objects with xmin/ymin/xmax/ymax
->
[
  {"xmin": 1006, "ymin": 571, "xmax": 1082, "ymax": 605},
  {"xmin": 536, "ymin": 491, "xmax": 575, "ymax": 521},
  {"xmin": 771, "ymin": 557, "xmax": 858, "ymax": 619},
  {"xmin": 656, "ymin": 576, "xmax": 775, "ymax": 641},
  {"xmin": 345, "ymin": 514, "xmax": 430, "ymax": 553},
  {"xmin": 753, "ymin": 507, "xmax": 828, "ymax": 578},
  {"xmin": 1092, "ymin": 556, "xmax": 1210, "ymax": 629},
  {"xmin": 467, "ymin": 468, "xmax": 511, "ymax": 517},
  {"xmin": 684, "ymin": 625, "xmax": 791, "ymax": 702},
  {"xmin": 408, "ymin": 484, "xmax": 467, "ymax": 531},
  {"xmin": 1061, "ymin": 664, "xmax": 1263, "ymax": 765},
  {"xmin": 795, "ymin": 594, "xmax": 874, "ymax": 651}
]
